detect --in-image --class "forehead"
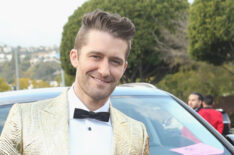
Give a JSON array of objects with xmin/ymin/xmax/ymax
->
[
  {"xmin": 80, "ymin": 29, "xmax": 128, "ymax": 58},
  {"xmin": 189, "ymin": 94, "xmax": 199, "ymax": 100}
]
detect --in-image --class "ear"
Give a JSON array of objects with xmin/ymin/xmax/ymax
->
[
  {"xmin": 70, "ymin": 49, "xmax": 79, "ymax": 68},
  {"xmin": 201, "ymin": 101, "xmax": 205, "ymax": 107},
  {"xmin": 123, "ymin": 61, "xmax": 128, "ymax": 73}
]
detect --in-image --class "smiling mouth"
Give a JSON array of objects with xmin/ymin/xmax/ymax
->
[{"xmin": 91, "ymin": 75, "xmax": 112, "ymax": 84}]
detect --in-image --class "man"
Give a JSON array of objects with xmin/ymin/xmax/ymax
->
[
  {"xmin": 198, "ymin": 95, "xmax": 224, "ymax": 134},
  {"xmin": 182, "ymin": 92, "xmax": 204, "ymax": 142},
  {"xmin": 0, "ymin": 9, "xmax": 149, "ymax": 155},
  {"xmin": 188, "ymin": 92, "xmax": 203, "ymax": 112}
]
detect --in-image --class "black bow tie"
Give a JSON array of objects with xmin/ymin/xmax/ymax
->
[{"xmin": 73, "ymin": 108, "xmax": 110, "ymax": 122}]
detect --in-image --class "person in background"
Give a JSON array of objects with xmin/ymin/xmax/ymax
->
[
  {"xmin": 198, "ymin": 95, "xmax": 224, "ymax": 134},
  {"xmin": 188, "ymin": 92, "xmax": 203, "ymax": 112},
  {"xmin": 0, "ymin": 9, "xmax": 149, "ymax": 155}
]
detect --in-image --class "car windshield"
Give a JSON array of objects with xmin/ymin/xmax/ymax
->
[{"xmin": 111, "ymin": 95, "xmax": 232, "ymax": 155}]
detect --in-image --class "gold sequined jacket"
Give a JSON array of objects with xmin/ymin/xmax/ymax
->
[{"xmin": 0, "ymin": 88, "xmax": 149, "ymax": 155}]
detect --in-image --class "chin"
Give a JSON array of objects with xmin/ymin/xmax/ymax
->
[
  {"xmin": 91, "ymin": 93, "xmax": 110, "ymax": 101},
  {"xmin": 91, "ymin": 88, "xmax": 114, "ymax": 100}
]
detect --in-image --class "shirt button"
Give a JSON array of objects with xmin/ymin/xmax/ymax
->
[{"xmin": 88, "ymin": 127, "xmax": 92, "ymax": 131}]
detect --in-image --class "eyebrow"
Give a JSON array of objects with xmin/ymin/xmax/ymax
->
[
  {"xmin": 87, "ymin": 51, "xmax": 103, "ymax": 55},
  {"xmin": 88, "ymin": 51, "xmax": 125, "ymax": 62}
]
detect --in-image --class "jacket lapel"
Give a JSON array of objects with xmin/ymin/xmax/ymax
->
[
  {"xmin": 39, "ymin": 91, "xmax": 131, "ymax": 155},
  {"xmin": 39, "ymin": 89, "xmax": 69, "ymax": 155},
  {"xmin": 110, "ymin": 105, "xmax": 130, "ymax": 155}
]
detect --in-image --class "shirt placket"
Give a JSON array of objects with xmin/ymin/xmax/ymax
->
[{"xmin": 84, "ymin": 119, "xmax": 95, "ymax": 155}]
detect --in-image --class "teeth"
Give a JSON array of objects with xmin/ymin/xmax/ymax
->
[
  {"xmin": 91, "ymin": 75, "xmax": 111, "ymax": 83},
  {"xmin": 94, "ymin": 77, "xmax": 105, "ymax": 83}
]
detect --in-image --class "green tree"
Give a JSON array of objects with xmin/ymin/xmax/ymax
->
[
  {"xmin": 0, "ymin": 49, "xmax": 30, "ymax": 84},
  {"xmin": 25, "ymin": 61, "xmax": 61, "ymax": 81},
  {"xmin": 0, "ymin": 78, "xmax": 11, "ymax": 92},
  {"xmin": 31, "ymin": 80, "xmax": 50, "ymax": 88},
  {"xmin": 0, "ymin": 62, "xmax": 15, "ymax": 84},
  {"xmin": 20, "ymin": 55, "xmax": 31, "ymax": 74},
  {"xmin": 0, "ymin": 52, "xmax": 16, "ymax": 84},
  {"xmin": 188, "ymin": 0, "xmax": 234, "ymax": 65},
  {"xmin": 13, "ymin": 78, "xmax": 51, "ymax": 89},
  {"xmin": 18, "ymin": 78, "xmax": 31, "ymax": 89},
  {"xmin": 60, "ymin": 0, "xmax": 189, "ymax": 85},
  {"xmin": 157, "ymin": 62, "xmax": 234, "ymax": 102}
]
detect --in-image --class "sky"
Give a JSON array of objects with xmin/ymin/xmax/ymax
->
[
  {"xmin": 0, "ymin": 0, "xmax": 194, "ymax": 47},
  {"xmin": 0, "ymin": 0, "xmax": 87, "ymax": 47}
]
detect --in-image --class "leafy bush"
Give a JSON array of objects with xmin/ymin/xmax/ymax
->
[{"xmin": 157, "ymin": 62, "xmax": 234, "ymax": 102}]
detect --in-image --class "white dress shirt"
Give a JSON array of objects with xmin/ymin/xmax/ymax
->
[{"xmin": 68, "ymin": 86, "xmax": 112, "ymax": 155}]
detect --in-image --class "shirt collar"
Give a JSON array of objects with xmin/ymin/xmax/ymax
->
[{"xmin": 68, "ymin": 84, "xmax": 110, "ymax": 119}]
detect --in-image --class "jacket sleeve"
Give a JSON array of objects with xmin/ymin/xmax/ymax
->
[
  {"xmin": 216, "ymin": 112, "xmax": 224, "ymax": 134},
  {"xmin": 0, "ymin": 104, "xmax": 22, "ymax": 155}
]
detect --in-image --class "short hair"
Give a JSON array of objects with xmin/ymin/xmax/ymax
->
[
  {"xmin": 204, "ymin": 95, "xmax": 214, "ymax": 105},
  {"xmin": 191, "ymin": 92, "xmax": 204, "ymax": 101},
  {"xmin": 74, "ymin": 9, "xmax": 136, "ymax": 58}
]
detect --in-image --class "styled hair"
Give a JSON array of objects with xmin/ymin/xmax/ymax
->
[
  {"xmin": 191, "ymin": 92, "xmax": 204, "ymax": 101},
  {"xmin": 204, "ymin": 95, "xmax": 214, "ymax": 105},
  {"xmin": 74, "ymin": 9, "xmax": 135, "ymax": 58}
]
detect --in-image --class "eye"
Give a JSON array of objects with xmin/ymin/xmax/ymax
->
[
  {"xmin": 91, "ymin": 55, "xmax": 101, "ymax": 59},
  {"xmin": 111, "ymin": 59, "xmax": 122, "ymax": 65}
]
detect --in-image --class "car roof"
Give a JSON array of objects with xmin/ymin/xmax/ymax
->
[
  {"xmin": 0, "ymin": 83, "xmax": 169, "ymax": 106},
  {"xmin": 112, "ymin": 83, "xmax": 167, "ymax": 96}
]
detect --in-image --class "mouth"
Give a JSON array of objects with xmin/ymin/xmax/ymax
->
[{"xmin": 90, "ymin": 75, "xmax": 112, "ymax": 84}]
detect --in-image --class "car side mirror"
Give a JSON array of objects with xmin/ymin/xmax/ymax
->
[{"xmin": 225, "ymin": 134, "xmax": 234, "ymax": 145}]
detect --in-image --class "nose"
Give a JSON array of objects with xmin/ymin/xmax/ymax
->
[{"xmin": 98, "ymin": 59, "xmax": 110, "ymax": 77}]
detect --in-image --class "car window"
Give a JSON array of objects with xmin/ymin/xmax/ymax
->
[
  {"xmin": 223, "ymin": 112, "xmax": 231, "ymax": 123},
  {"xmin": 111, "ymin": 95, "xmax": 232, "ymax": 155},
  {"xmin": 0, "ymin": 104, "xmax": 12, "ymax": 133}
]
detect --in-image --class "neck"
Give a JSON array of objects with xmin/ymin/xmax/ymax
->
[{"xmin": 73, "ymin": 84, "xmax": 108, "ymax": 111}]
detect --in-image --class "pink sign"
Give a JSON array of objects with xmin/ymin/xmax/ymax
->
[{"xmin": 170, "ymin": 143, "xmax": 224, "ymax": 155}]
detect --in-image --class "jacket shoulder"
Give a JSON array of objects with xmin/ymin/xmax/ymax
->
[
  {"xmin": 18, "ymin": 88, "xmax": 68, "ymax": 112},
  {"xmin": 111, "ymin": 107, "xmax": 149, "ymax": 155},
  {"xmin": 111, "ymin": 106, "xmax": 147, "ymax": 131}
]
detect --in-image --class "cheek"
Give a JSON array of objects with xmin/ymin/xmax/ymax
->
[
  {"xmin": 79, "ymin": 60, "xmax": 98, "ymax": 73},
  {"xmin": 110, "ymin": 67, "xmax": 125, "ymax": 79}
]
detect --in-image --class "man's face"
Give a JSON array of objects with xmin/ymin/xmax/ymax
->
[
  {"xmin": 188, "ymin": 94, "xmax": 202, "ymax": 109},
  {"xmin": 70, "ymin": 29, "xmax": 128, "ymax": 103}
]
